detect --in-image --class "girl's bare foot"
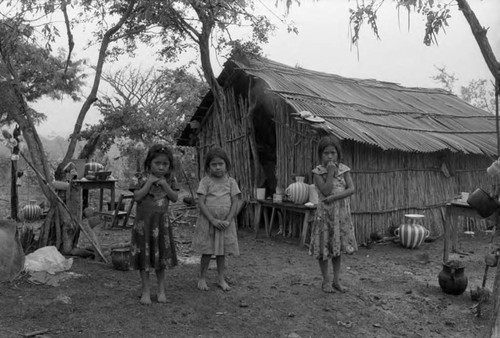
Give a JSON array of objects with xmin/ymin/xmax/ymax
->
[
  {"xmin": 217, "ymin": 280, "xmax": 231, "ymax": 291},
  {"xmin": 321, "ymin": 281, "xmax": 335, "ymax": 293},
  {"xmin": 197, "ymin": 279, "xmax": 209, "ymax": 291},
  {"xmin": 158, "ymin": 292, "xmax": 167, "ymax": 303},
  {"xmin": 332, "ymin": 281, "xmax": 347, "ymax": 293},
  {"xmin": 140, "ymin": 293, "xmax": 152, "ymax": 305}
]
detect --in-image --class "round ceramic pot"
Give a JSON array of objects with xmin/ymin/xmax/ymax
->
[
  {"xmin": 22, "ymin": 200, "xmax": 41, "ymax": 221},
  {"xmin": 394, "ymin": 214, "xmax": 429, "ymax": 249},
  {"xmin": 111, "ymin": 248, "xmax": 131, "ymax": 271},
  {"xmin": 285, "ymin": 176, "xmax": 309, "ymax": 204},
  {"xmin": 438, "ymin": 260, "xmax": 468, "ymax": 295},
  {"xmin": 84, "ymin": 160, "xmax": 104, "ymax": 176}
]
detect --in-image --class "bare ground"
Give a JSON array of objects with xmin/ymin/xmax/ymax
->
[{"xmin": 1, "ymin": 211, "xmax": 499, "ymax": 338}]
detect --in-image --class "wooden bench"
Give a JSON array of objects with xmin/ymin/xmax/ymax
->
[{"xmin": 254, "ymin": 199, "xmax": 316, "ymax": 247}]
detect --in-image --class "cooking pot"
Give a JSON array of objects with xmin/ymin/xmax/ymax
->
[{"xmin": 467, "ymin": 188, "xmax": 499, "ymax": 218}]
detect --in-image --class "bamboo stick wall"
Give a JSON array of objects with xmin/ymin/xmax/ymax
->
[
  {"xmin": 196, "ymin": 89, "xmax": 253, "ymax": 201},
  {"xmin": 274, "ymin": 100, "xmax": 318, "ymax": 189},
  {"xmin": 195, "ymin": 90, "xmax": 495, "ymax": 245},
  {"xmin": 271, "ymin": 100, "xmax": 494, "ymax": 245}
]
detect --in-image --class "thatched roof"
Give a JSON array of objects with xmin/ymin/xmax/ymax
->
[{"xmin": 180, "ymin": 55, "xmax": 497, "ymax": 156}]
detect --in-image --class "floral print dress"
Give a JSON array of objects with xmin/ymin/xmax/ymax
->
[
  {"xmin": 130, "ymin": 174, "xmax": 178, "ymax": 270},
  {"xmin": 309, "ymin": 163, "xmax": 357, "ymax": 260}
]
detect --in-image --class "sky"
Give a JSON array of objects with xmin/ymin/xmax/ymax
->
[{"xmin": 31, "ymin": 0, "xmax": 500, "ymax": 138}]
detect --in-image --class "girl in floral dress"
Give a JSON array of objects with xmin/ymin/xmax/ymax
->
[
  {"xmin": 130, "ymin": 144, "xmax": 178, "ymax": 305},
  {"xmin": 309, "ymin": 136, "xmax": 357, "ymax": 293},
  {"xmin": 192, "ymin": 147, "xmax": 240, "ymax": 291}
]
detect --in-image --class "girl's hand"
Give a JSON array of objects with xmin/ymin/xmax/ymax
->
[
  {"xmin": 327, "ymin": 161, "xmax": 338, "ymax": 177},
  {"xmin": 321, "ymin": 194, "xmax": 335, "ymax": 204},
  {"xmin": 210, "ymin": 218, "xmax": 223, "ymax": 230},
  {"xmin": 157, "ymin": 177, "xmax": 170, "ymax": 190},
  {"xmin": 146, "ymin": 174, "xmax": 161, "ymax": 185},
  {"xmin": 221, "ymin": 220, "xmax": 230, "ymax": 230}
]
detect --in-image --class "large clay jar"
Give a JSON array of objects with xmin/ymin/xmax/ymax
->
[
  {"xmin": 438, "ymin": 260, "xmax": 468, "ymax": 295},
  {"xmin": 111, "ymin": 248, "xmax": 131, "ymax": 271},
  {"xmin": 394, "ymin": 214, "xmax": 429, "ymax": 249},
  {"xmin": 285, "ymin": 176, "xmax": 309, "ymax": 204},
  {"xmin": 22, "ymin": 200, "xmax": 42, "ymax": 221}
]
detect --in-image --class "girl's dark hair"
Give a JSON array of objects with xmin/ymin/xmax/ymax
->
[
  {"xmin": 317, "ymin": 135, "xmax": 343, "ymax": 162},
  {"xmin": 204, "ymin": 147, "xmax": 231, "ymax": 172},
  {"xmin": 144, "ymin": 144, "xmax": 175, "ymax": 177}
]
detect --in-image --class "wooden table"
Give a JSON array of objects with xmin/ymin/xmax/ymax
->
[
  {"xmin": 443, "ymin": 200, "xmax": 498, "ymax": 263},
  {"xmin": 73, "ymin": 179, "xmax": 117, "ymax": 212},
  {"xmin": 254, "ymin": 199, "xmax": 316, "ymax": 247}
]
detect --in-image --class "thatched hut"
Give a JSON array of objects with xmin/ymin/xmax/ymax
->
[{"xmin": 178, "ymin": 55, "xmax": 497, "ymax": 244}]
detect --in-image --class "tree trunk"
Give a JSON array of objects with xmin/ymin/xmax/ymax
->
[
  {"xmin": 486, "ymin": 261, "xmax": 500, "ymax": 337},
  {"xmin": 456, "ymin": 0, "xmax": 500, "ymax": 81},
  {"xmin": 57, "ymin": 0, "xmax": 139, "ymax": 177},
  {"xmin": 78, "ymin": 131, "xmax": 101, "ymax": 160}
]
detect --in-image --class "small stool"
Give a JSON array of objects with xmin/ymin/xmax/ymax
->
[{"xmin": 97, "ymin": 194, "xmax": 135, "ymax": 228}]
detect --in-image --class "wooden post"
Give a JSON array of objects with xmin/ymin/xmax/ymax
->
[
  {"xmin": 485, "ymin": 78, "xmax": 500, "ymax": 338},
  {"xmin": 486, "ymin": 257, "xmax": 500, "ymax": 337},
  {"xmin": 9, "ymin": 126, "xmax": 21, "ymax": 220},
  {"xmin": 10, "ymin": 160, "xmax": 18, "ymax": 220}
]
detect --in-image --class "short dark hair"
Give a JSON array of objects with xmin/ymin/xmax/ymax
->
[
  {"xmin": 204, "ymin": 147, "xmax": 231, "ymax": 172},
  {"xmin": 144, "ymin": 144, "xmax": 175, "ymax": 177},
  {"xmin": 317, "ymin": 135, "xmax": 343, "ymax": 162}
]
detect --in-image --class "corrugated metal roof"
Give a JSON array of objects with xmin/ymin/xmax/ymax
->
[
  {"xmin": 179, "ymin": 56, "xmax": 497, "ymax": 156},
  {"xmin": 232, "ymin": 56, "xmax": 497, "ymax": 156}
]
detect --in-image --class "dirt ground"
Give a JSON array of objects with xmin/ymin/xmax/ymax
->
[{"xmin": 1, "ymin": 201, "xmax": 500, "ymax": 337}]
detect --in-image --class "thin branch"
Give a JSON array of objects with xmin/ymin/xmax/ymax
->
[
  {"xmin": 169, "ymin": 7, "xmax": 201, "ymax": 43},
  {"xmin": 60, "ymin": 0, "xmax": 74, "ymax": 75}
]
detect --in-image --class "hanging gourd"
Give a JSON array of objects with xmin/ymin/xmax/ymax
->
[
  {"xmin": 22, "ymin": 200, "xmax": 42, "ymax": 221},
  {"xmin": 285, "ymin": 176, "xmax": 309, "ymax": 204}
]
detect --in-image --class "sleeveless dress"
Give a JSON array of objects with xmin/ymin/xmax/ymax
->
[
  {"xmin": 130, "ymin": 174, "xmax": 178, "ymax": 270},
  {"xmin": 309, "ymin": 164, "xmax": 357, "ymax": 260},
  {"xmin": 192, "ymin": 175, "xmax": 240, "ymax": 256}
]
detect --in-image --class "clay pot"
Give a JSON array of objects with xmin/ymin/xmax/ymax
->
[
  {"xmin": 485, "ymin": 252, "xmax": 499, "ymax": 267},
  {"xmin": 111, "ymin": 248, "xmax": 131, "ymax": 271},
  {"xmin": 394, "ymin": 214, "xmax": 429, "ymax": 249},
  {"xmin": 21, "ymin": 200, "xmax": 41, "ymax": 221},
  {"xmin": 467, "ymin": 188, "xmax": 499, "ymax": 218},
  {"xmin": 285, "ymin": 176, "xmax": 309, "ymax": 204},
  {"xmin": 438, "ymin": 260, "xmax": 468, "ymax": 295}
]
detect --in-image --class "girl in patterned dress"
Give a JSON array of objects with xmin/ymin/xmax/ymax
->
[
  {"xmin": 192, "ymin": 147, "xmax": 240, "ymax": 291},
  {"xmin": 130, "ymin": 144, "xmax": 178, "ymax": 305},
  {"xmin": 309, "ymin": 136, "xmax": 357, "ymax": 293}
]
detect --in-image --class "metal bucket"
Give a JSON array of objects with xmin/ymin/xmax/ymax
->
[{"xmin": 467, "ymin": 188, "xmax": 499, "ymax": 218}]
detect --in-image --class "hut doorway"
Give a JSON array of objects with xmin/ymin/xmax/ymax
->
[{"xmin": 253, "ymin": 106, "xmax": 277, "ymax": 197}]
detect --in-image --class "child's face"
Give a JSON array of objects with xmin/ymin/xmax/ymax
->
[
  {"xmin": 321, "ymin": 145, "xmax": 338, "ymax": 165},
  {"xmin": 150, "ymin": 154, "xmax": 170, "ymax": 178},
  {"xmin": 208, "ymin": 157, "xmax": 226, "ymax": 177}
]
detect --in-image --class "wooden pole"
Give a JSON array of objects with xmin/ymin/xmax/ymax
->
[
  {"xmin": 486, "ymin": 78, "xmax": 500, "ymax": 338},
  {"xmin": 9, "ymin": 126, "xmax": 21, "ymax": 220},
  {"xmin": 10, "ymin": 160, "xmax": 18, "ymax": 220},
  {"xmin": 19, "ymin": 152, "xmax": 109, "ymax": 263}
]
